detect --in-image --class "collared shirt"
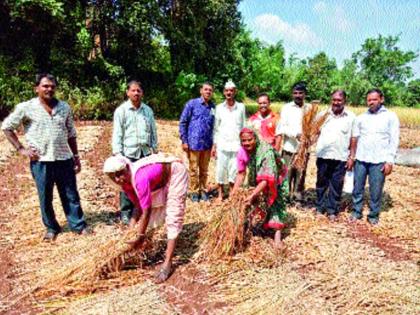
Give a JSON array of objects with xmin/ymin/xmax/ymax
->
[
  {"xmin": 275, "ymin": 101, "xmax": 311, "ymax": 153},
  {"xmin": 352, "ymin": 106, "xmax": 400, "ymax": 164},
  {"xmin": 316, "ymin": 109, "xmax": 356, "ymax": 161},
  {"xmin": 179, "ymin": 97, "xmax": 215, "ymax": 151},
  {"xmin": 248, "ymin": 111, "xmax": 279, "ymax": 146},
  {"xmin": 1, "ymin": 97, "xmax": 76, "ymax": 161},
  {"xmin": 214, "ymin": 100, "xmax": 246, "ymax": 152},
  {"xmin": 112, "ymin": 100, "xmax": 157, "ymax": 159}
]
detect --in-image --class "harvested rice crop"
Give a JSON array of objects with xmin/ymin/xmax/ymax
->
[
  {"xmin": 197, "ymin": 193, "xmax": 251, "ymax": 261},
  {"xmin": 34, "ymin": 229, "xmax": 149, "ymax": 298},
  {"xmin": 292, "ymin": 102, "xmax": 329, "ymax": 170}
]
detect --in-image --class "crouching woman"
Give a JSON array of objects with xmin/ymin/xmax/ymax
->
[
  {"xmin": 103, "ymin": 153, "xmax": 188, "ymax": 283},
  {"xmin": 231, "ymin": 128, "xmax": 289, "ymax": 249}
]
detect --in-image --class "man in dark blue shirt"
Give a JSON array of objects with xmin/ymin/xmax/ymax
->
[{"xmin": 179, "ymin": 82, "xmax": 215, "ymax": 202}]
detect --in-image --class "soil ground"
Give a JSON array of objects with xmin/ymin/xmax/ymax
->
[{"xmin": 0, "ymin": 120, "xmax": 419, "ymax": 314}]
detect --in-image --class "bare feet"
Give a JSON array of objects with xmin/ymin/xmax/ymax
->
[
  {"xmin": 128, "ymin": 218, "xmax": 137, "ymax": 229},
  {"xmin": 155, "ymin": 263, "xmax": 172, "ymax": 284},
  {"xmin": 273, "ymin": 230, "xmax": 285, "ymax": 251}
]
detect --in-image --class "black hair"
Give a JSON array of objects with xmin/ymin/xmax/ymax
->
[
  {"xmin": 331, "ymin": 89, "xmax": 347, "ymax": 99},
  {"xmin": 35, "ymin": 73, "xmax": 57, "ymax": 86},
  {"xmin": 201, "ymin": 81, "xmax": 214, "ymax": 89},
  {"xmin": 366, "ymin": 88, "xmax": 383, "ymax": 97},
  {"xmin": 292, "ymin": 81, "xmax": 307, "ymax": 92},
  {"xmin": 127, "ymin": 80, "xmax": 143, "ymax": 90},
  {"xmin": 257, "ymin": 92, "xmax": 271, "ymax": 102}
]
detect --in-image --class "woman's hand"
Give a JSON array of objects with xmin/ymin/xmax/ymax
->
[
  {"xmin": 244, "ymin": 194, "xmax": 254, "ymax": 207},
  {"xmin": 126, "ymin": 234, "xmax": 146, "ymax": 250}
]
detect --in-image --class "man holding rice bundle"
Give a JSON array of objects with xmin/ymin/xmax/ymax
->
[
  {"xmin": 231, "ymin": 128, "xmax": 288, "ymax": 249},
  {"xmin": 275, "ymin": 82, "xmax": 311, "ymax": 203},
  {"xmin": 103, "ymin": 153, "xmax": 188, "ymax": 283}
]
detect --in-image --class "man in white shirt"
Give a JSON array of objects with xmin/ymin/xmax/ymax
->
[
  {"xmin": 350, "ymin": 89, "xmax": 400, "ymax": 225},
  {"xmin": 212, "ymin": 80, "xmax": 246, "ymax": 201},
  {"xmin": 275, "ymin": 82, "xmax": 311, "ymax": 202},
  {"xmin": 315, "ymin": 90, "xmax": 356, "ymax": 221}
]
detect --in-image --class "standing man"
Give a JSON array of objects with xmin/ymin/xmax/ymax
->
[
  {"xmin": 275, "ymin": 82, "xmax": 311, "ymax": 202},
  {"xmin": 1, "ymin": 73, "xmax": 89, "ymax": 240},
  {"xmin": 248, "ymin": 93, "xmax": 279, "ymax": 147},
  {"xmin": 314, "ymin": 90, "xmax": 356, "ymax": 221},
  {"xmin": 350, "ymin": 89, "xmax": 399, "ymax": 225},
  {"xmin": 179, "ymin": 82, "xmax": 215, "ymax": 202},
  {"xmin": 112, "ymin": 80, "xmax": 158, "ymax": 225},
  {"xmin": 212, "ymin": 80, "xmax": 246, "ymax": 201}
]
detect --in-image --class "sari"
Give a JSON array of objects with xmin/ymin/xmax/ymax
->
[
  {"xmin": 248, "ymin": 111, "xmax": 279, "ymax": 146},
  {"xmin": 237, "ymin": 131, "xmax": 288, "ymax": 230}
]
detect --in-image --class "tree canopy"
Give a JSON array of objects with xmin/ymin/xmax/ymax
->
[{"xmin": 0, "ymin": 1, "xmax": 418, "ymax": 119}]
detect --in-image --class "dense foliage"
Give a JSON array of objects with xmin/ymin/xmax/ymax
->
[{"xmin": 0, "ymin": 1, "xmax": 418, "ymax": 120}]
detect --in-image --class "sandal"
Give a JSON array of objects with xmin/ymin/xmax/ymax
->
[{"xmin": 154, "ymin": 266, "xmax": 172, "ymax": 284}]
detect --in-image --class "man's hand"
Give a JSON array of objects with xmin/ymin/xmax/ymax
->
[
  {"xmin": 345, "ymin": 158, "xmax": 355, "ymax": 170},
  {"xmin": 182, "ymin": 143, "xmax": 189, "ymax": 152},
  {"xmin": 73, "ymin": 156, "xmax": 82, "ymax": 173},
  {"xmin": 18, "ymin": 147, "xmax": 39, "ymax": 161},
  {"xmin": 381, "ymin": 162, "xmax": 393, "ymax": 176}
]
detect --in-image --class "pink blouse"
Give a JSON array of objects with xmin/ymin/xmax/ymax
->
[
  {"xmin": 236, "ymin": 147, "xmax": 250, "ymax": 173},
  {"xmin": 125, "ymin": 163, "xmax": 165, "ymax": 210}
]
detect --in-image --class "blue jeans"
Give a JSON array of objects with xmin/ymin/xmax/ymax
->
[
  {"xmin": 352, "ymin": 160, "xmax": 385, "ymax": 221},
  {"xmin": 30, "ymin": 159, "xmax": 86, "ymax": 233},
  {"xmin": 316, "ymin": 158, "xmax": 346, "ymax": 215}
]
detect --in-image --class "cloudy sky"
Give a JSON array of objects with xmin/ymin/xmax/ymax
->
[{"xmin": 239, "ymin": 0, "xmax": 420, "ymax": 77}]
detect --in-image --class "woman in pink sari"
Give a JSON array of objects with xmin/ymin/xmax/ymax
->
[
  {"xmin": 103, "ymin": 153, "xmax": 188, "ymax": 283},
  {"xmin": 248, "ymin": 93, "xmax": 279, "ymax": 147}
]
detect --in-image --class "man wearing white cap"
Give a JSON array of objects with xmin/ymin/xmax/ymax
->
[{"xmin": 212, "ymin": 80, "xmax": 246, "ymax": 201}]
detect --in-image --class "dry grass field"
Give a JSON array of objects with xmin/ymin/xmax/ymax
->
[{"xmin": 0, "ymin": 120, "xmax": 419, "ymax": 314}]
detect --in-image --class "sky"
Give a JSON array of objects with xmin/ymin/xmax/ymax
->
[{"xmin": 239, "ymin": 0, "xmax": 420, "ymax": 77}]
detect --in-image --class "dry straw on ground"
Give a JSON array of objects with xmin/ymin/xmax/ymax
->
[
  {"xmin": 197, "ymin": 193, "xmax": 250, "ymax": 261},
  {"xmin": 1, "ymin": 121, "xmax": 419, "ymax": 314},
  {"xmin": 33, "ymin": 228, "xmax": 149, "ymax": 298}
]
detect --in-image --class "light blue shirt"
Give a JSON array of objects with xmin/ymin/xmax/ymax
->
[
  {"xmin": 352, "ymin": 106, "xmax": 399, "ymax": 164},
  {"xmin": 112, "ymin": 100, "xmax": 157, "ymax": 159}
]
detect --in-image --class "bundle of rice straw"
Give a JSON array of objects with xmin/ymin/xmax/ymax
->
[
  {"xmin": 198, "ymin": 192, "xmax": 251, "ymax": 261},
  {"xmin": 34, "ymin": 229, "xmax": 150, "ymax": 297},
  {"xmin": 292, "ymin": 101, "xmax": 329, "ymax": 170}
]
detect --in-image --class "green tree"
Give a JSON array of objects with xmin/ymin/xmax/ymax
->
[
  {"xmin": 305, "ymin": 52, "xmax": 337, "ymax": 102},
  {"xmin": 352, "ymin": 35, "xmax": 418, "ymax": 106}
]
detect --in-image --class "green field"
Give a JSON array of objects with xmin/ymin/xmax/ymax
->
[{"xmin": 244, "ymin": 99, "xmax": 420, "ymax": 128}]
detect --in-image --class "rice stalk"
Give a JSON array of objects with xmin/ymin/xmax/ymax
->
[
  {"xmin": 293, "ymin": 102, "xmax": 329, "ymax": 170},
  {"xmin": 197, "ymin": 193, "xmax": 251, "ymax": 261},
  {"xmin": 33, "ymin": 229, "xmax": 150, "ymax": 297}
]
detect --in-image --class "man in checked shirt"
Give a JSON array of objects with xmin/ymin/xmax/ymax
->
[
  {"xmin": 2, "ymin": 73, "xmax": 90, "ymax": 241},
  {"xmin": 112, "ymin": 80, "xmax": 158, "ymax": 225}
]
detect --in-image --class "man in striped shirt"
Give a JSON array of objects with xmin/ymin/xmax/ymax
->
[{"xmin": 1, "ymin": 73, "xmax": 89, "ymax": 241}]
